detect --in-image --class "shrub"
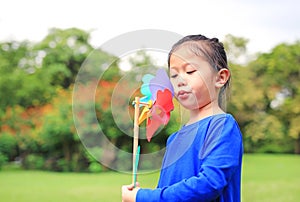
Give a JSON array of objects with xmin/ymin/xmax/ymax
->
[
  {"xmin": 0, "ymin": 152, "xmax": 8, "ymax": 170},
  {"xmin": 88, "ymin": 162, "xmax": 102, "ymax": 173},
  {"xmin": 0, "ymin": 134, "xmax": 17, "ymax": 161},
  {"xmin": 23, "ymin": 154, "xmax": 45, "ymax": 170}
]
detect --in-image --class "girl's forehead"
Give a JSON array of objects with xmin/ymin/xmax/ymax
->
[
  {"xmin": 172, "ymin": 44, "xmax": 195, "ymax": 55},
  {"xmin": 170, "ymin": 46, "xmax": 207, "ymax": 64}
]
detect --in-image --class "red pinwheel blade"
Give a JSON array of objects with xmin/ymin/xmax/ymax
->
[
  {"xmin": 146, "ymin": 118, "xmax": 162, "ymax": 142},
  {"xmin": 145, "ymin": 89, "xmax": 174, "ymax": 142},
  {"xmin": 155, "ymin": 89, "xmax": 174, "ymax": 113}
]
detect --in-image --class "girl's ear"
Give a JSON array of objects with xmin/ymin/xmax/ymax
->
[{"xmin": 215, "ymin": 68, "xmax": 230, "ymax": 88}]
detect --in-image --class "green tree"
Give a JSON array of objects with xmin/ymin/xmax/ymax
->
[
  {"xmin": 0, "ymin": 41, "xmax": 33, "ymax": 108},
  {"xmin": 245, "ymin": 41, "xmax": 300, "ymax": 153},
  {"xmin": 0, "ymin": 27, "xmax": 124, "ymax": 171},
  {"xmin": 0, "ymin": 40, "xmax": 55, "ymax": 109},
  {"xmin": 223, "ymin": 34, "xmax": 250, "ymax": 64},
  {"xmin": 35, "ymin": 28, "xmax": 94, "ymax": 88},
  {"xmin": 39, "ymin": 89, "xmax": 85, "ymax": 171}
]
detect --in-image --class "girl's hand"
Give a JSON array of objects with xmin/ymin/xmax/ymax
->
[{"xmin": 121, "ymin": 182, "xmax": 140, "ymax": 202}]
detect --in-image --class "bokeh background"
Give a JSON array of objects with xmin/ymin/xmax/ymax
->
[{"xmin": 0, "ymin": 0, "xmax": 299, "ymax": 201}]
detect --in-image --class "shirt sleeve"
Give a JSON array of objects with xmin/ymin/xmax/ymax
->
[{"xmin": 136, "ymin": 115, "xmax": 243, "ymax": 202}]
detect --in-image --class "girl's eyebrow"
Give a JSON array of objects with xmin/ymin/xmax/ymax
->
[{"xmin": 170, "ymin": 62, "xmax": 197, "ymax": 70}]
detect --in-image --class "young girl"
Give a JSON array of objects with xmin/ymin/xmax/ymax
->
[{"xmin": 122, "ymin": 34, "xmax": 243, "ymax": 202}]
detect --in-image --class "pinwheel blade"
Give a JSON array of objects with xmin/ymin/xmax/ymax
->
[{"xmin": 149, "ymin": 69, "xmax": 174, "ymax": 101}]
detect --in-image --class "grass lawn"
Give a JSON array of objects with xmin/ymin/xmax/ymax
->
[
  {"xmin": 0, "ymin": 165, "xmax": 159, "ymax": 202},
  {"xmin": 242, "ymin": 154, "xmax": 300, "ymax": 202},
  {"xmin": 0, "ymin": 154, "xmax": 299, "ymax": 202}
]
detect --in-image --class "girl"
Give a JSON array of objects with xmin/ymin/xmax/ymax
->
[{"xmin": 122, "ymin": 34, "xmax": 243, "ymax": 202}]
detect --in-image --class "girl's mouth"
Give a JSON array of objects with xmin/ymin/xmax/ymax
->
[{"xmin": 177, "ymin": 90, "xmax": 190, "ymax": 99}]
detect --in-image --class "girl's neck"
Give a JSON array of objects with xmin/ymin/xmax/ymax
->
[{"xmin": 186, "ymin": 101, "xmax": 225, "ymax": 125}]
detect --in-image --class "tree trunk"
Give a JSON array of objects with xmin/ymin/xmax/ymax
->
[
  {"xmin": 295, "ymin": 138, "xmax": 300, "ymax": 154},
  {"xmin": 63, "ymin": 141, "xmax": 71, "ymax": 170}
]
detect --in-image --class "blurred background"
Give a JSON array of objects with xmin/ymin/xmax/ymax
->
[{"xmin": 0, "ymin": 0, "xmax": 299, "ymax": 201}]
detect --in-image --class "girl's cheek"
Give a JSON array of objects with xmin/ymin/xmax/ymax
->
[
  {"xmin": 170, "ymin": 77, "xmax": 175, "ymax": 86},
  {"xmin": 170, "ymin": 79, "xmax": 178, "ymax": 91}
]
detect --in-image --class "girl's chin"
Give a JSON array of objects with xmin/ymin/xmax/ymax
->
[{"xmin": 177, "ymin": 100, "xmax": 199, "ymax": 110}]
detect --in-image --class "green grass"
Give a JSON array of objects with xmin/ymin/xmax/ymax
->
[
  {"xmin": 242, "ymin": 154, "xmax": 300, "ymax": 202},
  {"xmin": 0, "ymin": 166, "xmax": 159, "ymax": 202},
  {"xmin": 0, "ymin": 154, "xmax": 299, "ymax": 202}
]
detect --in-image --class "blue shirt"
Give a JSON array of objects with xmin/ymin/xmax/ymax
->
[{"xmin": 136, "ymin": 114, "xmax": 243, "ymax": 202}]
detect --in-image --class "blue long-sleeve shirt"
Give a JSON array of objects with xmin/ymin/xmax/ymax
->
[{"xmin": 136, "ymin": 114, "xmax": 243, "ymax": 202}]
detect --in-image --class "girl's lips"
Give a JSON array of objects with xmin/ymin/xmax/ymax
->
[{"xmin": 177, "ymin": 90, "xmax": 190, "ymax": 99}]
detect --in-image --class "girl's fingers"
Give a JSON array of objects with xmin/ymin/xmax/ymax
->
[
  {"xmin": 122, "ymin": 183, "xmax": 137, "ymax": 191},
  {"xmin": 135, "ymin": 182, "xmax": 140, "ymax": 187}
]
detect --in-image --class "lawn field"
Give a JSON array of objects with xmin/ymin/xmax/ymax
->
[
  {"xmin": 242, "ymin": 154, "xmax": 300, "ymax": 202},
  {"xmin": 0, "ymin": 154, "xmax": 299, "ymax": 202}
]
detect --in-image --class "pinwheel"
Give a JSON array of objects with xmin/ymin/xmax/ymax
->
[
  {"xmin": 138, "ymin": 68, "xmax": 174, "ymax": 141},
  {"xmin": 132, "ymin": 68, "xmax": 174, "ymax": 187}
]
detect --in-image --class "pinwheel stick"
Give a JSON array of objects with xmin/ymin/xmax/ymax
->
[{"xmin": 132, "ymin": 96, "xmax": 140, "ymax": 186}]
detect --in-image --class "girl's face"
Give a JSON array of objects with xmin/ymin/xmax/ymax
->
[{"xmin": 169, "ymin": 47, "xmax": 219, "ymax": 111}]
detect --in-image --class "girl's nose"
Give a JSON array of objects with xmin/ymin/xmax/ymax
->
[{"xmin": 177, "ymin": 74, "xmax": 187, "ymax": 87}]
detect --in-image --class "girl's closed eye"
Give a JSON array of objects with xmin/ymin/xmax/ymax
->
[
  {"xmin": 171, "ymin": 74, "xmax": 178, "ymax": 78},
  {"xmin": 170, "ymin": 69, "xmax": 178, "ymax": 78},
  {"xmin": 187, "ymin": 70, "xmax": 197, "ymax": 74}
]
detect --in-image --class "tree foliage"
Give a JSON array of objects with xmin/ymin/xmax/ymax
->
[
  {"xmin": 227, "ymin": 38, "xmax": 300, "ymax": 153},
  {"xmin": 0, "ymin": 30, "xmax": 299, "ymax": 171}
]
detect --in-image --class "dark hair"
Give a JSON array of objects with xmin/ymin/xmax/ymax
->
[{"xmin": 168, "ymin": 34, "xmax": 230, "ymax": 110}]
